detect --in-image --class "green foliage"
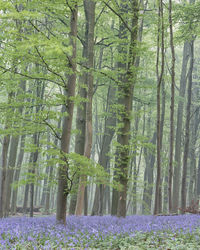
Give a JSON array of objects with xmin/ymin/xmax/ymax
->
[{"xmin": 174, "ymin": 1, "xmax": 200, "ymax": 42}]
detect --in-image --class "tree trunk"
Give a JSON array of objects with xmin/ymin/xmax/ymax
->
[
  {"xmin": 197, "ymin": 156, "xmax": 200, "ymax": 198},
  {"xmin": 5, "ymin": 80, "xmax": 26, "ymax": 216},
  {"xmin": 188, "ymin": 115, "xmax": 197, "ymax": 203},
  {"xmin": 11, "ymin": 134, "xmax": 26, "ymax": 214},
  {"xmin": 168, "ymin": 0, "xmax": 175, "ymax": 213},
  {"xmin": 117, "ymin": 0, "xmax": 139, "ymax": 217},
  {"xmin": 181, "ymin": 40, "xmax": 194, "ymax": 212},
  {"xmin": 111, "ymin": 188, "xmax": 119, "ymax": 215},
  {"xmin": 30, "ymin": 132, "xmax": 40, "ymax": 217},
  {"xmin": 45, "ymin": 118, "xmax": 62, "ymax": 214},
  {"xmin": 172, "ymin": 42, "xmax": 190, "ymax": 212},
  {"xmin": 143, "ymin": 131, "xmax": 156, "ymax": 213},
  {"xmin": 4, "ymin": 136, "xmax": 20, "ymax": 217},
  {"xmin": 40, "ymin": 162, "xmax": 50, "ymax": 206},
  {"xmin": 75, "ymin": 0, "xmax": 95, "ymax": 216},
  {"xmin": 91, "ymin": 85, "xmax": 116, "ymax": 215},
  {"xmin": 0, "ymin": 92, "xmax": 13, "ymax": 218},
  {"xmin": 154, "ymin": 0, "xmax": 165, "ymax": 215},
  {"xmin": 188, "ymin": 90, "xmax": 200, "ymax": 203},
  {"xmin": 56, "ymin": 2, "xmax": 78, "ymax": 224},
  {"xmin": 68, "ymin": 80, "xmax": 86, "ymax": 215},
  {"xmin": 0, "ymin": 135, "xmax": 10, "ymax": 217}
]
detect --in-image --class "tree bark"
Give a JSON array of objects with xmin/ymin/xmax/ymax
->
[
  {"xmin": 197, "ymin": 156, "xmax": 200, "ymax": 198},
  {"xmin": 172, "ymin": 42, "xmax": 190, "ymax": 212},
  {"xmin": 143, "ymin": 131, "xmax": 156, "ymax": 213},
  {"xmin": 188, "ymin": 104, "xmax": 199, "ymax": 203},
  {"xmin": 45, "ymin": 117, "xmax": 62, "ymax": 214},
  {"xmin": 68, "ymin": 83, "xmax": 86, "ymax": 214},
  {"xmin": 117, "ymin": 0, "xmax": 139, "ymax": 217},
  {"xmin": 11, "ymin": 134, "xmax": 26, "ymax": 214},
  {"xmin": 56, "ymin": 2, "xmax": 78, "ymax": 224},
  {"xmin": 30, "ymin": 132, "xmax": 40, "ymax": 217},
  {"xmin": 0, "ymin": 92, "xmax": 13, "ymax": 218},
  {"xmin": 168, "ymin": 0, "xmax": 175, "ymax": 213},
  {"xmin": 91, "ymin": 85, "xmax": 116, "ymax": 215},
  {"xmin": 4, "ymin": 135, "xmax": 20, "ymax": 217},
  {"xmin": 75, "ymin": 0, "xmax": 95, "ymax": 216},
  {"xmin": 181, "ymin": 40, "xmax": 194, "ymax": 212},
  {"xmin": 154, "ymin": 0, "xmax": 165, "ymax": 215}
]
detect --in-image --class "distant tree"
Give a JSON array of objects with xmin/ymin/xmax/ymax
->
[
  {"xmin": 168, "ymin": 0, "xmax": 175, "ymax": 214},
  {"xmin": 181, "ymin": 40, "xmax": 194, "ymax": 213},
  {"xmin": 75, "ymin": 0, "xmax": 96, "ymax": 216},
  {"xmin": 154, "ymin": 0, "xmax": 165, "ymax": 215}
]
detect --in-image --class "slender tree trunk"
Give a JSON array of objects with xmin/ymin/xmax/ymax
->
[
  {"xmin": 91, "ymin": 85, "xmax": 116, "ymax": 215},
  {"xmin": 4, "ymin": 136, "xmax": 20, "ymax": 216},
  {"xmin": 168, "ymin": 0, "xmax": 175, "ymax": 213},
  {"xmin": 40, "ymin": 162, "xmax": 50, "ymax": 206},
  {"xmin": 143, "ymin": 131, "xmax": 156, "ymax": 213},
  {"xmin": 23, "ymin": 171, "xmax": 31, "ymax": 214},
  {"xmin": 45, "ymin": 118, "xmax": 62, "ymax": 214},
  {"xmin": 11, "ymin": 134, "xmax": 26, "ymax": 214},
  {"xmin": 68, "ymin": 81, "xmax": 86, "ymax": 215},
  {"xmin": 181, "ymin": 40, "xmax": 194, "ymax": 212},
  {"xmin": 154, "ymin": 0, "xmax": 165, "ymax": 215},
  {"xmin": 30, "ymin": 132, "xmax": 40, "ymax": 217},
  {"xmin": 0, "ymin": 135, "xmax": 10, "ymax": 217},
  {"xmin": 0, "ymin": 93, "xmax": 13, "ymax": 218},
  {"xmin": 197, "ymin": 156, "xmax": 200, "ymax": 198},
  {"xmin": 172, "ymin": 42, "xmax": 190, "ymax": 212},
  {"xmin": 188, "ymin": 105, "xmax": 199, "ymax": 203},
  {"xmin": 56, "ymin": 2, "xmax": 78, "ymax": 224},
  {"xmin": 75, "ymin": 0, "xmax": 95, "ymax": 216}
]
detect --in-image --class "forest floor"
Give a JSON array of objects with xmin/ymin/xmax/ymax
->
[{"xmin": 0, "ymin": 214, "xmax": 200, "ymax": 249}]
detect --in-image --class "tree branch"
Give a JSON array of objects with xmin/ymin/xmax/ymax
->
[
  {"xmin": 103, "ymin": 1, "xmax": 132, "ymax": 33},
  {"xmin": 34, "ymin": 46, "xmax": 67, "ymax": 87},
  {"xmin": 0, "ymin": 65, "xmax": 64, "ymax": 87},
  {"xmin": 43, "ymin": 119, "xmax": 61, "ymax": 140}
]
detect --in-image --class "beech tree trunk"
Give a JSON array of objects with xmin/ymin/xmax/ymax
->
[
  {"xmin": 116, "ymin": 0, "xmax": 139, "ymax": 217},
  {"xmin": 172, "ymin": 42, "xmax": 190, "ymax": 213},
  {"xmin": 168, "ymin": 0, "xmax": 175, "ymax": 213},
  {"xmin": 45, "ymin": 118, "xmax": 62, "ymax": 214},
  {"xmin": 30, "ymin": 132, "xmax": 40, "ymax": 217},
  {"xmin": 75, "ymin": 0, "xmax": 95, "ymax": 216},
  {"xmin": 154, "ymin": 0, "xmax": 165, "ymax": 215},
  {"xmin": 68, "ymin": 83, "xmax": 86, "ymax": 214},
  {"xmin": 188, "ymin": 102, "xmax": 200, "ymax": 203},
  {"xmin": 56, "ymin": 2, "xmax": 78, "ymax": 224},
  {"xmin": 181, "ymin": 40, "xmax": 194, "ymax": 212},
  {"xmin": 11, "ymin": 134, "xmax": 26, "ymax": 214},
  {"xmin": 4, "ymin": 135, "xmax": 20, "ymax": 217},
  {"xmin": 143, "ymin": 131, "xmax": 156, "ymax": 213},
  {"xmin": 0, "ymin": 92, "xmax": 13, "ymax": 218},
  {"xmin": 197, "ymin": 156, "xmax": 200, "ymax": 198},
  {"xmin": 91, "ymin": 85, "xmax": 116, "ymax": 215}
]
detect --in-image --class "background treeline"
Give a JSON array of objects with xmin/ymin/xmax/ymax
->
[{"xmin": 0, "ymin": 0, "xmax": 200, "ymax": 224}]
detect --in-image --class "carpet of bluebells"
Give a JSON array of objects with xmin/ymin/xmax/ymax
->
[{"xmin": 0, "ymin": 215, "xmax": 200, "ymax": 249}]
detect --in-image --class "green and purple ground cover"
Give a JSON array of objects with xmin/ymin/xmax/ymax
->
[{"xmin": 0, "ymin": 214, "xmax": 200, "ymax": 249}]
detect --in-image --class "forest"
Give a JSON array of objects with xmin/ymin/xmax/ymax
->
[{"xmin": 0, "ymin": 0, "xmax": 200, "ymax": 249}]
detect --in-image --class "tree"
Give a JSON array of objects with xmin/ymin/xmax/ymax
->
[
  {"xmin": 181, "ymin": 40, "xmax": 194, "ymax": 213},
  {"xmin": 75, "ymin": 0, "xmax": 96, "ymax": 216},
  {"xmin": 116, "ymin": 0, "xmax": 139, "ymax": 217},
  {"xmin": 154, "ymin": 0, "xmax": 165, "ymax": 215},
  {"xmin": 172, "ymin": 42, "xmax": 190, "ymax": 213},
  {"xmin": 56, "ymin": 1, "xmax": 78, "ymax": 224},
  {"xmin": 168, "ymin": 0, "xmax": 175, "ymax": 213}
]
